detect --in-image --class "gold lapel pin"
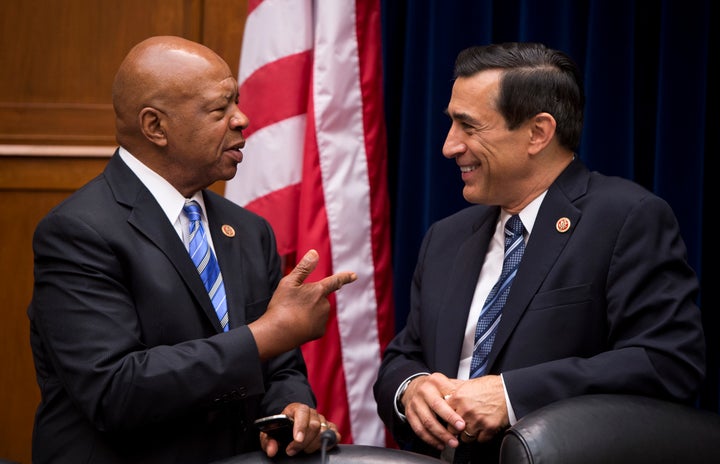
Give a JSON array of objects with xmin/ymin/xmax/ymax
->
[
  {"xmin": 556, "ymin": 217, "xmax": 571, "ymax": 233},
  {"xmin": 221, "ymin": 225, "xmax": 236, "ymax": 237}
]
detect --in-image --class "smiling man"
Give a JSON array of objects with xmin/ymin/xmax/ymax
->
[{"xmin": 373, "ymin": 42, "xmax": 705, "ymax": 463}]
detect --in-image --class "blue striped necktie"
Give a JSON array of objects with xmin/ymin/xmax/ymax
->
[
  {"xmin": 469, "ymin": 214, "xmax": 525, "ymax": 378},
  {"xmin": 183, "ymin": 200, "xmax": 229, "ymax": 332}
]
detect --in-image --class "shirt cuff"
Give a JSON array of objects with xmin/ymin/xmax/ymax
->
[{"xmin": 500, "ymin": 373, "xmax": 518, "ymax": 425}]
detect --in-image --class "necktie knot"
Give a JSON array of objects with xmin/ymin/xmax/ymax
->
[
  {"xmin": 183, "ymin": 201, "xmax": 202, "ymax": 223},
  {"xmin": 505, "ymin": 214, "xmax": 524, "ymax": 241}
]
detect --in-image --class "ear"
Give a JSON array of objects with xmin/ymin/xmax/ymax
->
[
  {"xmin": 139, "ymin": 107, "xmax": 168, "ymax": 147},
  {"xmin": 527, "ymin": 112, "xmax": 556, "ymax": 155}
]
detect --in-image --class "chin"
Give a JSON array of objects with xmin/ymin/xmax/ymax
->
[
  {"xmin": 462, "ymin": 189, "xmax": 480, "ymax": 204},
  {"xmin": 221, "ymin": 166, "xmax": 239, "ymax": 181}
]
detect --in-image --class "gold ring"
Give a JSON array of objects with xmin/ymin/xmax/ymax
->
[
  {"xmin": 443, "ymin": 394, "xmax": 452, "ymax": 400},
  {"xmin": 320, "ymin": 422, "xmax": 328, "ymax": 428},
  {"xmin": 463, "ymin": 430, "xmax": 474, "ymax": 438}
]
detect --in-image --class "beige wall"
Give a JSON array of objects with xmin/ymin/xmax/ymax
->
[{"xmin": 0, "ymin": 1, "xmax": 246, "ymax": 461}]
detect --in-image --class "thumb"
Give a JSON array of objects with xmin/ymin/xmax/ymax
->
[{"xmin": 287, "ymin": 249, "xmax": 320, "ymax": 285}]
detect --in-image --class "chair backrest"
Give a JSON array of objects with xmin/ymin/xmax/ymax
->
[{"xmin": 499, "ymin": 394, "xmax": 720, "ymax": 464}]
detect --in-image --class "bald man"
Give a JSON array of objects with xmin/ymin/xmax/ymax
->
[{"xmin": 28, "ymin": 36, "xmax": 354, "ymax": 464}]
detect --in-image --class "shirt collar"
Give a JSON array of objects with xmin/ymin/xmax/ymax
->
[
  {"xmin": 501, "ymin": 190, "xmax": 547, "ymax": 235},
  {"xmin": 118, "ymin": 146, "xmax": 206, "ymax": 225}
]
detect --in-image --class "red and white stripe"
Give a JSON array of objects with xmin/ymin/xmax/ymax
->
[{"xmin": 225, "ymin": 0, "xmax": 394, "ymax": 446}]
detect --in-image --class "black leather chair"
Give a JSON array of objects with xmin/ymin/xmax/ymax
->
[
  {"xmin": 500, "ymin": 394, "xmax": 720, "ymax": 464},
  {"xmin": 214, "ymin": 394, "xmax": 720, "ymax": 463}
]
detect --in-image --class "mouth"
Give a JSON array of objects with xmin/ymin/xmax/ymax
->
[
  {"xmin": 224, "ymin": 143, "xmax": 245, "ymax": 163},
  {"xmin": 228, "ymin": 141, "xmax": 245, "ymax": 151},
  {"xmin": 459, "ymin": 164, "xmax": 479, "ymax": 173}
]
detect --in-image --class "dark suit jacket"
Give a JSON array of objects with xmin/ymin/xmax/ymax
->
[
  {"xmin": 373, "ymin": 159, "xmax": 705, "ymax": 460},
  {"xmin": 28, "ymin": 151, "xmax": 315, "ymax": 463}
]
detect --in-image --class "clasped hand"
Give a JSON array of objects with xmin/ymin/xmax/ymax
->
[{"xmin": 401, "ymin": 373, "xmax": 509, "ymax": 450}]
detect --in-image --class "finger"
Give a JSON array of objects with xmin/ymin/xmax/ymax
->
[
  {"xmin": 476, "ymin": 423, "xmax": 503, "ymax": 443},
  {"xmin": 460, "ymin": 429, "xmax": 476, "ymax": 443},
  {"xmin": 431, "ymin": 397, "xmax": 463, "ymax": 448},
  {"xmin": 407, "ymin": 404, "xmax": 455, "ymax": 451},
  {"xmin": 320, "ymin": 421, "xmax": 340, "ymax": 451},
  {"xmin": 289, "ymin": 406, "xmax": 310, "ymax": 443},
  {"xmin": 306, "ymin": 414, "xmax": 325, "ymax": 445},
  {"xmin": 439, "ymin": 398, "xmax": 465, "ymax": 435},
  {"xmin": 316, "ymin": 271, "xmax": 358, "ymax": 296},
  {"xmin": 330, "ymin": 424, "xmax": 342, "ymax": 446},
  {"xmin": 287, "ymin": 249, "xmax": 320, "ymax": 285},
  {"xmin": 286, "ymin": 408, "xmax": 319, "ymax": 456},
  {"xmin": 261, "ymin": 433, "xmax": 279, "ymax": 457}
]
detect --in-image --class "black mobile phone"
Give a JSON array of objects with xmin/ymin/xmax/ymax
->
[{"xmin": 253, "ymin": 414, "xmax": 295, "ymax": 447}]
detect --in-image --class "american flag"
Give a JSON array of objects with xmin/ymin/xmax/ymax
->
[{"xmin": 225, "ymin": 0, "xmax": 395, "ymax": 446}]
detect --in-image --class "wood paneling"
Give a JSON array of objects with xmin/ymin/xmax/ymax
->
[
  {"xmin": 0, "ymin": 0, "xmax": 246, "ymax": 461},
  {"xmin": 0, "ymin": 0, "xmax": 246, "ymax": 147},
  {"xmin": 0, "ymin": 155, "xmax": 110, "ymax": 463}
]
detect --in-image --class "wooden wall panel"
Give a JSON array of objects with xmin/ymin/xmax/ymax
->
[
  {"xmin": 0, "ymin": 0, "xmax": 247, "ymax": 462},
  {"xmin": 0, "ymin": 156, "xmax": 111, "ymax": 463},
  {"xmin": 0, "ymin": 0, "xmax": 246, "ymax": 147}
]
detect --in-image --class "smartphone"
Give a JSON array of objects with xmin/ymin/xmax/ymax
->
[{"xmin": 254, "ymin": 414, "xmax": 295, "ymax": 447}]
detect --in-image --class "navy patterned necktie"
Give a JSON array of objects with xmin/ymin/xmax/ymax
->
[
  {"xmin": 183, "ymin": 200, "xmax": 229, "ymax": 332},
  {"xmin": 469, "ymin": 214, "xmax": 525, "ymax": 378}
]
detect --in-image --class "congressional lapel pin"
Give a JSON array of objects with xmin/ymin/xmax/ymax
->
[
  {"xmin": 556, "ymin": 217, "xmax": 571, "ymax": 233},
  {"xmin": 221, "ymin": 225, "xmax": 236, "ymax": 237}
]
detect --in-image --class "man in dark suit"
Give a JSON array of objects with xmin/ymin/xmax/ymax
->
[
  {"xmin": 373, "ymin": 42, "xmax": 705, "ymax": 463},
  {"xmin": 28, "ymin": 36, "xmax": 355, "ymax": 463}
]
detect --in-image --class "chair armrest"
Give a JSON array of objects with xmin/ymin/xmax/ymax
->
[
  {"xmin": 499, "ymin": 394, "xmax": 720, "ymax": 464},
  {"xmin": 211, "ymin": 444, "xmax": 442, "ymax": 463}
]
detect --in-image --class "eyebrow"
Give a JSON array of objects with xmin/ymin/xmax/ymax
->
[
  {"xmin": 207, "ymin": 91, "xmax": 236, "ymax": 108},
  {"xmin": 445, "ymin": 108, "xmax": 478, "ymax": 126}
]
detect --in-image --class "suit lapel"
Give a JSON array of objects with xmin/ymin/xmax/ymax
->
[
  {"xmin": 435, "ymin": 208, "xmax": 499, "ymax": 376},
  {"xmin": 104, "ymin": 152, "xmax": 226, "ymax": 332},
  {"xmin": 487, "ymin": 161, "xmax": 588, "ymax": 370}
]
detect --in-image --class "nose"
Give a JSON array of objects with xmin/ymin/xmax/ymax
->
[
  {"xmin": 442, "ymin": 123, "xmax": 466, "ymax": 159},
  {"xmin": 230, "ymin": 107, "xmax": 249, "ymax": 130}
]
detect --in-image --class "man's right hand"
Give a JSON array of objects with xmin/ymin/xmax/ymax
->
[{"xmin": 249, "ymin": 249, "xmax": 357, "ymax": 359}]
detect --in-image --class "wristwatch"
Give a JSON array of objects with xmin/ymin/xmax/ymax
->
[{"xmin": 394, "ymin": 373, "xmax": 429, "ymax": 417}]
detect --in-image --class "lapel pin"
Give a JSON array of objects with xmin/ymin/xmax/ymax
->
[
  {"xmin": 221, "ymin": 225, "xmax": 236, "ymax": 237},
  {"xmin": 556, "ymin": 217, "xmax": 571, "ymax": 233}
]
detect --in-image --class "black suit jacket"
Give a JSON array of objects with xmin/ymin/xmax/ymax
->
[
  {"xmin": 28, "ymin": 151, "xmax": 315, "ymax": 463},
  {"xmin": 374, "ymin": 159, "xmax": 705, "ymax": 460}
]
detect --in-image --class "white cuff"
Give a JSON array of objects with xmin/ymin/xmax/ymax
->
[
  {"xmin": 500, "ymin": 373, "xmax": 518, "ymax": 425},
  {"xmin": 394, "ymin": 372, "xmax": 430, "ymax": 421}
]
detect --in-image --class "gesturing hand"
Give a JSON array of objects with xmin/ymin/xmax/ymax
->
[{"xmin": 249, "ymin": 249, "xmax": 357, "ymax": 359}]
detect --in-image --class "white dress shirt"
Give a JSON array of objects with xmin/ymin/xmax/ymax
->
[{"xmin": 118, "ymin": 147, "xmax": 216, "ymax": 252}]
